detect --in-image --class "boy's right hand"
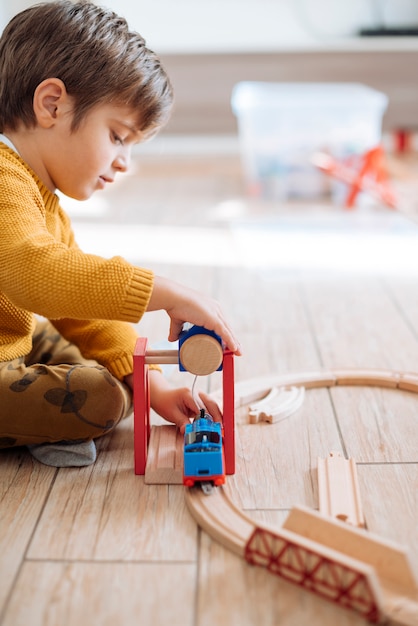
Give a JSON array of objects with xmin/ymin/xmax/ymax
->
[{"xmin": 147, "ymin": 275, "xmax": 241, "ymax": 355}]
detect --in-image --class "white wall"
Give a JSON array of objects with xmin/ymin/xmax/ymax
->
[
  {"xmin": 99, "ymin": 0, "xmax": 377, "ymax": 53},
  {"xmin": 0, "ymin": 0, "xmax": 33, "ymax": 26},
  {"xmin": 1, "ymin": 0, "xmax": 418, "ymax": 53}
]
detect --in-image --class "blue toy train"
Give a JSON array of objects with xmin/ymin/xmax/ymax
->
[{"xmin": 183, "ymin": 408, "xmax": 225, "ymax": 488}]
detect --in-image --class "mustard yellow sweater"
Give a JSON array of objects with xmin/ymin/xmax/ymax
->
[{"xmin": 0, "ymin": 142, "xmax": 154, "ymax": 380}]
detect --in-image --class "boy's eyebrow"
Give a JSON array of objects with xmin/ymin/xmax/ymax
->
[{"xmin": 117, "ymin": 120, "xmax": 142, "ymax": 137}]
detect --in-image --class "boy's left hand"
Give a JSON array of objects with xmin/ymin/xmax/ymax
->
[{"xmin": 125, "ymin": 370, "xmax": 222, "ymax": 433}]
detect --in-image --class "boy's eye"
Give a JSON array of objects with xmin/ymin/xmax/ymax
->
[{"xmin": 112, "ymin": 132, "xmax": 123, "ymax": 145}]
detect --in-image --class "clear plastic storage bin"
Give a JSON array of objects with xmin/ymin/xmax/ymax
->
[{"xmin": 231, "ymin": 82, "xmax": 388, "ymax": 200}]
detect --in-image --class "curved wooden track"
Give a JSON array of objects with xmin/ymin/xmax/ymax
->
[
  {"xmin": 187, "ymin": 368, "xmax": 418, "ymax": 625},
  {"xmin": 212, "ymin": 367, "xmax": 418, "ymax": 411},
  {"xmin": 184, "ymin": 484, "xmax": 252, "ymax": 558}
]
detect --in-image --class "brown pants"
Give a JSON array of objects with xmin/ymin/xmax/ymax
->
[{"xmin": 0, "ymin": 320, "xmax": 133, "ymax": 448}]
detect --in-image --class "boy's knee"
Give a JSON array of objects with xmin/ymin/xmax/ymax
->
[{"xmin": 52, "ymin": 364, "xmax": 132, "ymax": 437}]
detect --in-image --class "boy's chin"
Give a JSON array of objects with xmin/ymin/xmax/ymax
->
[
  {"xmin": 58, "ymin": 188, "xmax": 95, "ymax": 202},
  {"xmin": 72, "ymin": 190, "xmax": 95, "ymax": 201}
]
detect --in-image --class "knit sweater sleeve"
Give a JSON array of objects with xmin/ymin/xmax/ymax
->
[
  {"xmin": 0, "ymin": 148, "xmax": 157, "ymax": 379},
  {"xmin": 50, "ymin": 317, "xmax": 142, "ymax": 380},
  {"xmin": 47, "ymin": 229, "xmax": 156, "ymax": 379}
]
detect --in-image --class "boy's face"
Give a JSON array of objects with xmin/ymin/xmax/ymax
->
[{"xmin": 42, "ymin": 102, "xmax": 143, "ymax": 200}]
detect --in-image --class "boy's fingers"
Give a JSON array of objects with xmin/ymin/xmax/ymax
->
[
  {"xmin": 168, "ymin": 319, "xmax": 184, "ymax": 342},
  {"xmin": 198, "ymin": 393, "xmax": 222, "ymax": 422}
]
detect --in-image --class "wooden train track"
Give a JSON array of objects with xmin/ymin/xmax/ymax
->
[
  {"xmin": 187, "ymin": 368, "xmax": 418, "ymax": 625},
  {"xmin": 185, "ymin": 483, "xmax": 253, "ymax": 557},
  {"xmin": 211, "ymin": 367, "xmax": 418, "ymax": 411},
  {"xmin": 318, "ymin": 451, "xmax": 365, "ymax": 528}
]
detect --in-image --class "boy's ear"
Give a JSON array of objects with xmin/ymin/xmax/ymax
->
[{"xmin": 33, "ymin": 78, "xmax": 72, "ymax": 128}]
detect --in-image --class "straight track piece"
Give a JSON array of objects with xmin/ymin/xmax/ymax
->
[{"xmin": 318, "ymin": 451, "xmax": 365, "ymax": 528}]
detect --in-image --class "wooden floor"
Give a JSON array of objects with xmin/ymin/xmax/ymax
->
[{"xmin": 1, "ymin": 140, "xmax": 418, "ymax": 625}]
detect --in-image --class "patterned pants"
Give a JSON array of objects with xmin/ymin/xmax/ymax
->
[{"xmin": 0, "ymin": 319, "xmax": 133, "ymax": 448}]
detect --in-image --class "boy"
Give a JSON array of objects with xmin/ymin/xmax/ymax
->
[{"xmin": 0, "ymin": 1, "xmax": 241, "ymax": 467}]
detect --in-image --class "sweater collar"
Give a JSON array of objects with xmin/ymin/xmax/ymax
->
[
  {"xmin": 0, "ymin": 133, "xmax": 19, "ymax": 154},
  {"xmin": 0, "ymin": 139, "xmax": 59, "ymax": 210}
]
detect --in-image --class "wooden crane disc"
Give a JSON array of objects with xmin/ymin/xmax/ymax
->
[{"xmin": 179, "ymin": 333, "xmax": 223, "ymax": 375}]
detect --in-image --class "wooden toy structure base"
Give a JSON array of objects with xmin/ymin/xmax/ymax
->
[
  {"xmin": 187, "ymin": 368, "xmax": 418, "ymax": 625},
  {"xmin": 144, "ymin": 425, "xmax": 184, "ymax": 484}
]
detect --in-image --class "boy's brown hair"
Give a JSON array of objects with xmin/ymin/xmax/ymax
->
[{"xmin": 0, "ymin": 0, "xmax": 173, "ymax": 136}]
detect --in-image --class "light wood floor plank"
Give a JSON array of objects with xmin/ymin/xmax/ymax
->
[
  {"xmin": 0, "ymin": 449, "xmax": 55, "ymax": 612},
  {"xmin": 330, "ymin": 386, "xmax": 418, "ymax": 462},
  {"xmin": 301, "ymin": 274, "xmax": 418, "ymax": 371},
  {"xmin": 229, "ymin": 388, "xmax": 342, "ymax": 510},
  {"xmin": 2, "ymin": 562, "xmax": 195, "ymax": 626},
  {"xmin": 357, "ymin": 464, "xmax": 418, "ymax": 580},
  {"xmin": 300, "ymin": 274, "xmax": 418, "ymax": 462},
  {"xmin": 383, "ymin": 275, "xmax": 418, "ymax": 343},
  {"xmin": 215, "ymin": 267, "xmax": 322, "ymax": 381},
  {"xmin": 27, "ymin": 419, "xmax": 196, "ymax": 561}
]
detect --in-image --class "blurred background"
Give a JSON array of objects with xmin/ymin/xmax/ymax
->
[
  {"xmin": 2, "ymin": 0, "xmax": 418, "ymax": 275},
  {"xmin": 2, "ymin": 0, "xmax": 418, "ymax": 136}
]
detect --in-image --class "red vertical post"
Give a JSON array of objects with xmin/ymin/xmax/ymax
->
[
  {"xmin": 133, "ymin": 337, "xmax": 150, "ymax": 475},
  {"xmin": 222, "ymin": 350, "xmax": 235, "ymax": 474}
]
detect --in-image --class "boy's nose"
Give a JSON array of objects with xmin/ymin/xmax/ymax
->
[{"xmin": 113, "ymin": 149, "xmax": 130, "ymax": 172}]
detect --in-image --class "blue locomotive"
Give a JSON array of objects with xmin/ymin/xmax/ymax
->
[{"xmin": 183, "ymin": 409, "xmax": 225, "ymax": 488}]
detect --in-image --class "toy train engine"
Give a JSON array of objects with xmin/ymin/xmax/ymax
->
[{"xmin": 183, "ymin": 408, "xmax": 225, "ymax": 489}]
